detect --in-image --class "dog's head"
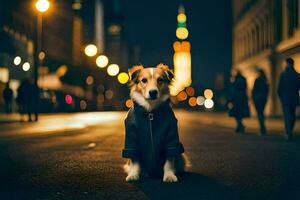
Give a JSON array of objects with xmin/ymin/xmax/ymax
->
[{"xmin": 128, "ymin": 63, "xmax": 174, "ymax": 111}]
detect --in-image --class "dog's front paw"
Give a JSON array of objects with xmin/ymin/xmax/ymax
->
[
  {"xmin": 163, "ymin": 171, "xmax": 178, "ymax": 183},
  {"xmin": 126, "ymin": 173, "xmax": 140, "ymax": 182}
]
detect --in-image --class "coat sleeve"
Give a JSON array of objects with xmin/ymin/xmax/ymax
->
[
  {"xmin": 122, "ymin": 115, "xmax": 139, "ymax": 159},
  {"xmin": 165, "ymin": 111, "xmax": 184, "ymax": 158}
]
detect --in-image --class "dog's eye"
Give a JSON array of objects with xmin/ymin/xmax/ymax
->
[
  {"xmin": 141, "ymin": 78, "xmax": 148, "ymax": 83},
  {"xmin": 157, "ymin": 78, "xmax": 164, "ymax": 84}
]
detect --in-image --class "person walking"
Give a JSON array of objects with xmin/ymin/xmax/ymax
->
[
  {"xmin": 2, "ymin": 82, "xmax": 13, "ymax": 114},
  {"xmin": 252, "ymin": 68, "xmax": 269, "ymax": 135},
  {"xmin": 27, "ymin": 80, "xmax": 39, "ymax": 122},
  {"xmin": 16, "ymin": 79, "xmax": 29, "ymax": 121},
  {"xmin": 228, "ymin": 70, "xmax": 250, "ymax": 133},
  {"xmin": 277, "ymin": 58, "xmax": 300, "ymax": 141}
]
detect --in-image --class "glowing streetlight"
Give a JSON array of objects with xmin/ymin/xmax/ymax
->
[
  {"xmin": 107, "ymin": 64, "xmax": 119, "ymax": 76},
  {"xmin": 117, "ymin": 72, "xmax": 129, "ymax": 84},
  {"xmin": 96, "ymin": 55, "xmax": 109, "ymax": 68},
  {"xmin": 22, "ymin": 62, "xmax": 31, "ymax": 71},
  {"xmin": 35, "ymin": 0, "xmax": 50, "ymax": 13},
  {"xmin": 84, "ymin": 44, "xmax": 98, "ymax": 57},
  {"xmin": 13, "ymin": 56, "xmax": 21, "ymax": 66}
]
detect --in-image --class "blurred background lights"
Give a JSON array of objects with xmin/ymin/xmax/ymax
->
[
  {"xmin": 196, "ymin": 96, "xmax": 205, "ymax": 106},
  {"xmin": 84, "ymin": 44, "xmax": 98, "ymax": 57},
  {"xmin": 65, "ymin": 95, "xmax": 73, "ymax": 105},
  {"xmin": 107, "ymin": 64, "xmax": 119, "ymax": 76},
  {"xmin": 188, "ymin": 97, "xmax": 197, "ymax": 107},
  {"xmin": 13, "ymin": 56, "xmax": 21, "ymax": 65},
  {"xmin": 125, "ymin": 99, "xmax": 133, "ymax": 108},
  {"xmin": 22, "ymin": 62, "xmax": 30, "ymax": 71},
  {"xmin": 177, "ymin": 13, "xmax": 186, "ymax": 23},
  {"xmin": 38, "ymin": 51, "xmax": 45, "ymax": 60},
  {"xmin": 80, "ymin": 100, "xmax": 87, "ymax": 110},
  {"xmin": 204, "ymin": 99, "xmax": 214, "ymax": 109},
  {"xmin": 56, "ymin": 65, "xmax": 68, "ymax": 77},
  {"xmin": 86, "ymin": 76, "xmax": 94, "ymax": 85},
  {"xmin": 96, "ymin": 55, "xmax": 109, "ymax": 68},
  {"xmin": 35, "ymin": 0, "xmax": 50, "ymax": 13},
  {"xmin": 204, "ymin": 89, "xmax": 214, "ymax": 99},
  {"xmin": 105, "ymin": 90, "xmax": 114, "ymax": 99},
  {"xmin": 177, "ymin": 91, "xmax": 187, "ymax": 101},
  {"xmin": 176, "ymin": 27, "xmax": 189, "ymax": 40},
  {"xmin": 186, "ymin": 86, "xmax": 195, "ymax": 96},
  {"xmin": 117, "ymin": 72, "xmax": 129, "ymax": 84}
]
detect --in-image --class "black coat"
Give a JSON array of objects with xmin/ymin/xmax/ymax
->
[
  {"xmin": 228, "ymin": 74, "xmax": 250, "ymax": 118},
  {"xmin": 252, "ymin": 75, "xmax": 269, "ymax": 107},
  {"xmin": 277, "ymin": 66, "xmax": 300, "ymax": 105},
  {"xmin": 122, "ymin": 100, "xmax": 184, "ymax": 176}
]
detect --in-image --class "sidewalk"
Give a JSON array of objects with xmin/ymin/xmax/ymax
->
[{"xmin": 175, "ymin": 110, "xmax": 300, "ymax": 135}]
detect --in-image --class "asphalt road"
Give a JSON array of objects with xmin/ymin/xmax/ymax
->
[{"xmin": 0, "ymin": 111, "xmax": 300, "ymax": 200}]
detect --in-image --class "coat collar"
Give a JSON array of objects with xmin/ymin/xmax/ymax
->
[{"xmin": 133, "ymin": 99, "xmax": 171, "ymax": 117}]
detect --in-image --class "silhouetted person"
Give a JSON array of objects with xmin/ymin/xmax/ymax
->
[
  {"xmin": 27, "ymin": 80, "xmax": 39, "ymax": 122},
  {"xmin": 16, "ymin": 79, "xmax": 30, "ymax": 121},
  {"xmin": 277, "ymin": 58, "xmax": 300, "ymax": 141},
  {"xmin": 252, "ymin": 68, "xmax": 269, "ymax": 135},
  {"xmin": 229, "ymin": 70, "xmax": 250, "ymax": 133},
  {"xmin": 2, "ymin": 82, "xmax": 13, "ymax": 114}
]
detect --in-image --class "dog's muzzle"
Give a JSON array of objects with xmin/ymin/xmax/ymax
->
[{"xmin": 149, "ymin": 90, "xmax": 158, "ymax": 100}]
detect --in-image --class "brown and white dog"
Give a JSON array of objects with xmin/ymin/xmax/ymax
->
[{"xmin": 122, "ymin": 63, "xmax": 186, "ymax": 182}]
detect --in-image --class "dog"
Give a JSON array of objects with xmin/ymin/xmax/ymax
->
[{"xmin": 122, "ymin": 63, "xmax": 185, "ymax": 182}]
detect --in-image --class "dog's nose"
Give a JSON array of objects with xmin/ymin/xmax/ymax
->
[{"xmin": 149, "ymin": 90, "xmax": 158, "ymax": 99}]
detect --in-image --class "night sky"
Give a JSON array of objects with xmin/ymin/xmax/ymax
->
[{"xmin": 122, "ymin": 0, "xmax": 232, "ymax": 90}]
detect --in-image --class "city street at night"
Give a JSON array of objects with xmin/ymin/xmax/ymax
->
[{"xmin": 1, "ymin": 111, "xmax": 300, "ymax": 200}]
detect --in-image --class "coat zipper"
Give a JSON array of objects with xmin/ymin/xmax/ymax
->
[{"xmin": 148, "ymin": 113, "xmax": 155, "ymax": 161}]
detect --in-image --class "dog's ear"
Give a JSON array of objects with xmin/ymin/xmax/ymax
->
[
  {"xmin": 156, "ymin": 63, "xmax": 174, "ymax": 82},
  {"xmin": 128, "ymin": 65, "xmax": 144, "ymax": 85}
]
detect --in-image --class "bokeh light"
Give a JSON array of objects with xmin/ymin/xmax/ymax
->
[
  {"xmin": 125, "ymin": 99, "xmax": 133, "ymax": 108},
  {"xmin": 96, "ymin": 55, "xmax": 109, "ymax": 68},
  {"xmin": 105, "ymin": 90, "xmax": 114, "ymax": 99},
  {"xmin": 35, "ymin": 0, "xmax": 50, "ymax": 13},
  {"xmin": 56, "ymin": 65, "xmax": 68, "ymax": 77},
  {"xmin": 186, "ymin": 86, "xmax": 195, "ymax": 96},
  {"xmin": 13, "ymin": 56, "xmax": 21, "ymax": 66},
  {"xmin": 86, "ymin": 76, "xmax": 94, "ymax": 85},
  {"xmin": 65, "ymin": 95, "xmax": 73, "ymax": 105},
  {"xmin": 188, "ymin": 97, "xmax": 197, "ymax": 107},
  {"xmin": 22, "ymin": 62, "xmax": 30, "ymax": 71},
  {"xmin": 204, "ymin": 99, "xmax": 214, "ymax": 109},
  {"xmin": 84, "ymin": 44, "xmax": 98, "ymax": 57},
  {"xmin": 177, "ymin": 91, "xmax": 188, "ymax": 101},
  {"xmin": 80, "ymin": 100, "xmax": 87, "ymax": 110},
  {"xmin": 196, "ymin": 96, "xmax": 205, "ymax": 106},
  {"xmin": 176, "ymin": 27, "xmax": 189, "ymax": 40},
  {"xmin": 204, "ymin": 89, "xmax": 214, "ymax": 99},
  {"xmin": 118, "ymin": 72, "xmax": 129, "ymax": 84},
  {"xmin": 107, "ymin": 64, "xmax": 119, "ymax": 76},
  {"xmin": 177, "ymin": 13, "xmax": 187, "ymax": 23},
  {"xmin": 38, "ymin": 51, "xmax": 45, "ymax": 60}
]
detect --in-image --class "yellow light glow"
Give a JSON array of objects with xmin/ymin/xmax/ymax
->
[
  {"xmin": 177, "ymin": 91, "xmax": 187, "ymax": 101},
  {"xmin": 56, "ymin": 65, "xmax": 68, "ymax": 77},
  {"xmin": 35, "ymin": 0, "xmax": 50, "ymax": 13},
  {"xmin": 107, "ymin": 64, "xmax": 119, "ymax": 76},
  {"xmin": 96, "ymin": 55, "xmax": 109, "ymax": 68},
  {"xmin": 13, "ymin": 56, "xmax": 21, "ymax": 65},
  {"xmin": 204, "ymin": 99, "xmax": 214, "ymax": 109},
  {"xmin": 177, "ymin": 13, "xmax": 186, "ymax": 23},
  {"xmin": 173, "ymin": 41, "xmax": 181, "ymax": 52},
  {"xmin": 204, "ymin": 89, "xmax": 213, "ymax": 99},
  {"xmin": 182, "ymin": 41, "xmax": 191, "ymax": 51},
  {"xmin": 118, "ymin": 72, "xmax": 129, "ymax": 84},
  {"xmin": 84, "ymin": 44, "xmax": 98, "ymax": 57},
  {"xmin": 188, "ymin": 97, "xmax": 197, "ymax": 107},
  {"xmin": 125, "ymin": 99, "xmax": 133, "ymax": 108},
  {"xmin": 176, "ymin": 27, "xmax": 189, "ymax": 40},
  {"xmin": 22, "ymin": 62, "xmax": 30, "ymax": 71},
  {"xmin": 38, "ymin": 51, "xmax": 45, "ymax": 60}
]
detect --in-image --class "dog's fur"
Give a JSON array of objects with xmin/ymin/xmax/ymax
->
[{"xmin": 124, "ymin": 63, "xmax": 186, "ymax": 182}]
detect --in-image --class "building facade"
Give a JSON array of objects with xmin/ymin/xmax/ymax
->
[{"xmin": 232, "ymin": 0, "xmax": 300, "ymax": 115}]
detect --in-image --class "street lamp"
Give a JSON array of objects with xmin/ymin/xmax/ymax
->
[
  {"xmin": 35, "ymin": 0, "xmax": 50, "ymax": 13},
  {"xmin": 84, "ymin": 44, "xmax": 98, "ymax": 57},
  {"xmin": 96, "ymin": 55, "xmax": 109, "ymax": 68}
]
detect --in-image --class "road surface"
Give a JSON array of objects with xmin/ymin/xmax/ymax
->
[{"xmin": 0, "ymin": 111, "xmax": 300, "ymax": 200}]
